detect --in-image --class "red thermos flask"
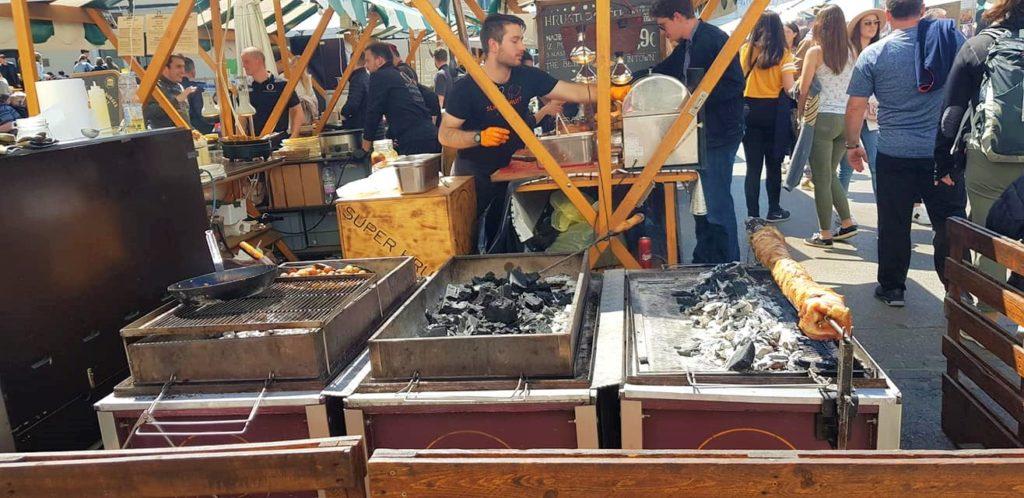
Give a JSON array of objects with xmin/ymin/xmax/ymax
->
[{"xmin": 638, "ymin": 237, "xmax": 653, "ymax": 269}]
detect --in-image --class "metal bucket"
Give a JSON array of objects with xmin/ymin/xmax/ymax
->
[{"xmin": 392, "ymin": 153, "xmax": 441, "ymax": 194}]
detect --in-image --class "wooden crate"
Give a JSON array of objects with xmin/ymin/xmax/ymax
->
[
  {"xmin": 268, "ymin": 163, "xmax": 325, "ymax": 208},
  {"xmin": 336, "ymin": 176, "xmax": 476, "ymax": 277}
]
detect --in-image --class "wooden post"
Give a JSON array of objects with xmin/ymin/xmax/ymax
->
[
  {"xmin": 85, "ymin": 9, "xmax": 190, "ymax": 128},
  {"xmin": 259, "ymin": 7, "xmax": 335, "ymax": 137},
  {"xmin": 273, "ymin": 0, "xmax": 295, "ymax": 68},
  {"xmin": 313, "ymin": 14, "xmax": 380, "ymax": 135},
  {"xmin": 208, "ymin": 0, "xmax": 233, "ymax": 136},
  {"xmin": 700, "ymin": 0, "xmax": 722, "ymax": 21},
  {"xmin": 590, "ymin": 0, "xmax": 639, "ymax": 268},
  {"xmin": 608, "ymin": 0, "xmax": 769, "ymax": 229},
  {"xmin": 407, "ymin": 30, "xmax": 427, "ymax": 67},
  {"xmin": 136, "ymin": 0, "xmax": 196, "ymax": 106},
  {"xmin": 408, "ymin": 0, "xmax": 599, "ymax": 225},
  {"xmin": 10, "ymin": 0, "xmax": 39, "ymax": 115},
  {"xmin": 463, "ymin": 0, "xmax": 488, "ymax": 22}
]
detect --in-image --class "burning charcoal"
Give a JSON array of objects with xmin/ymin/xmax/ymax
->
[
  {"xmin": 725, "ymin": 340, "xmax": 756, "ymax": 371},
  {"xmin": 484, "ymin": 296, "xmax": 518, "ymax": 324},
  {"xmin": 534, "ymin": 290, "xmax": 555, "ymax": 304},
  {"xmin": 522, "ymin": 294, "xmax": 545, "ymax": 311},
  {"xmin": 422, "ymin": 323, "xmax": 449, "ymax": 338},
  {"xmin": 722, "ymin": 280, "xmax": 749, "ymax": 298},
  {"xmin": 552, "ymin": 291, "xmax": 573, "ymax": 306},
  {"xmin": 445, "ymin": 284, "xmax": 477, "ymax": 302},
  {"xmin": 456, "ymin": 315, "xmax": 480, "ymax": 336},
  {"xmin": 509, "ymin": 267, "xmax": 541, "ymax": 290}
]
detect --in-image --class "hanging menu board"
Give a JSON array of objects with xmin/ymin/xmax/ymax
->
[
  {"xmin": 176, "ymin": 13, "xmax": 201, "ymax": 54},
  {"xmin": 117, "ymin": 15, "xmax": 146, "ymax": 57},
  {"xmin": 536, "ymin": 0, "xmax": 662, "ymax": 81},
  {"xmin": 145, "ymin": 13, "xmax": 169, "ymax": 56}
]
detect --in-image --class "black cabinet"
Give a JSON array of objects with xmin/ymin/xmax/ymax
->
[{"xmin": 0, "ymin": 129, "xmax": 213, "ymax": 451}]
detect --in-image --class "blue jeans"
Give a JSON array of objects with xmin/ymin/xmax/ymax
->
[
  {"xmin": 693, "ymin": 137, "xmax": 742, "ymax": 263},
  {"xmin": 839, "ymin": 126, "xmax": 879, "ymax": 194}
]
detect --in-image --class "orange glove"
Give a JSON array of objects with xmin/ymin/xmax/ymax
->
[
  {"xmin": 610, "ymin": 84, "xmax": 632, "ymax": 102},
  {"xmin": 480, "ymin": 127, "xmax": 511, "ymax": 147}
]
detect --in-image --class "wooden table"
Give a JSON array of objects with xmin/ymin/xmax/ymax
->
[{"xmin": 506, "ymin": 168, "xmax": 699, "ymax": 266}]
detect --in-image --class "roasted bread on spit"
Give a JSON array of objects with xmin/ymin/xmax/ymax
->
[{"xmin": 750, "ymin": 226, "xmax": 851, "ymax": 340}]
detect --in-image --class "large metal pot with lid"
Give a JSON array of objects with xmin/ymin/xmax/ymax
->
[{"xmin": 319, "ymin": 129, "xmax": 364, "ymax": 159}]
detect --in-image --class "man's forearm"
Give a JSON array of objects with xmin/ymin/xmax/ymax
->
[
  {"xmin": 844, "ymin": 99, "xmax": 868, "ymax": 146},
  {"xmin": 439, "ymin": 125, "xmax": 478, "ymax": 150}
]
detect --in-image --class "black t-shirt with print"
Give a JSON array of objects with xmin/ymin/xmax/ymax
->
[{"xmin": 444, "ymin": 65, "xmax": 559, "ymax": 172}]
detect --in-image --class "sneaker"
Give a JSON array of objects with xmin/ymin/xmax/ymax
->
[
  {"xmin": 832, "ymin": 225, "xmax": 859, "ymax": 240},
  {"xmin": 913, "ymin": 205, "xmax": 931, "ymax": 226},
  {"xmin": 800, "ymin": 178, "xmax": 815, "ymax": 191},
  {"xmin": 766, "ymin": 209, "xmax": 791, "ymax": 223},
  {"xmin": 875, "ymin": 286, "xmax": 906, "ymax": 307},
  {"xmin": 804, "ymin": 233, "xmax": 833, "ymax": 247}
]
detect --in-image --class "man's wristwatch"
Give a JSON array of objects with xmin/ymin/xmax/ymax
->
[
  {"xmin": 845, "ymin": 143, "xmax": 862, "ymax": 149},
  {"xmin": 473, "ymin": 131, "xmax": 482, "ymax": 145}
]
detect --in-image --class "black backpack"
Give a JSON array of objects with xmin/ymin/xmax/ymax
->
[{"xmin": 969, "ymin": 28, "xmax": 1024, "ymax": 161}]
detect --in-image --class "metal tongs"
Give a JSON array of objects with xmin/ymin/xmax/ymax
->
[{"xmin": 554, "ymin": 113, "xmax": 572, "ymax": 135}]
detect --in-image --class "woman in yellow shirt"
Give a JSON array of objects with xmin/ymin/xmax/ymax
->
[{"xmin": 741, "ymin": 11, "xmax": 797, "ymax": 222}]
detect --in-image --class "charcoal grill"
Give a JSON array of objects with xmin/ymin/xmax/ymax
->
[
  {"xmin": 368, "ymin": 253, "xmax": 590, "ymax": 381},
  {"xmin": 625, "ymin": 266, "xmax": 888, "ymax": 388},
  {"xmin": 120, "ymin": 257, "xmax": 417, "ymax": 392}
]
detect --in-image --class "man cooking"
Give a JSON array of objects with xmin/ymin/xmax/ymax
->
[
  {"xmin": 439, "ymin": 14, "xmax": 627, "ymax": 234},
  {"xmin": 239, "ymin": 47, "xmax": 303, "ymax": 138},
  {"xmin": 142, "ymin": 53, "xmax": 195, "ymax": 130},
  {"xmin": 360, "ymin": 42, "xmax": 440, "ymax": 155}
]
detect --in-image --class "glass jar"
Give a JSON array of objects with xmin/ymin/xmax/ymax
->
[{"xmin": 370, "ymin": 139, "xmax": 398, "ymax": 171}]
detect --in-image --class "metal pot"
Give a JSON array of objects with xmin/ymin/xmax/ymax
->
[
  {"xmin": 391, "ymin": 153, "xmax": 441, "ymax": 194},
  {"xmin": 320, "ymin": 129, "xmax": 363, "ymax": 159},
  {"xmin": 538, "ymin": 131, "xmax": 595, "ymax": 166}
]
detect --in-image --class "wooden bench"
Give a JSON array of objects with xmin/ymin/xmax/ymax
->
[
  {"xmin": 367, "ymin": 447, "xmax": 1024, "ymax": 496},
  {"xmin": 944, "ymin": 217, "xmax": 1024, "ymax": 447},
  {"xmin": 0, "ymin": 437, "xmax": 366, "ymax": 497}
]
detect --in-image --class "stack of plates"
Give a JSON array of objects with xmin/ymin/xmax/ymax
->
[{"xmin": 279, "ymin": 136, "xmax": 322, "ymax": 159}]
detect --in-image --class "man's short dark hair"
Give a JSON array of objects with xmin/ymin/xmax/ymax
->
[
  {"xmin": 651, "ymin": 0, "xmax": 695, "ymax": 20},
  {"xmin": 433, "ymin": 48, "xmax": 449, "ymax": 62},
  {"xmin": 183, "ymin": 57, "xmax": 196, "ymax": 73},
  {"xmin": 481, "ymin": 14, "xmax": 526, "ymax": 54},
  {"xmin": 886, "ymin": 0, "xmax": 924, "ymax": 19},
  {"xmin": 366, "ymin": 42, "xmax": 395, "ymax": 63},
  {"xmin": 165, "ymin": 53, "xmax": 187, "ymax": 68}
]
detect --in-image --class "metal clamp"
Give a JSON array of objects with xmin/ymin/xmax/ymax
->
[
  {"xmin": 396, "ymin": 374, "xmax": 533, "ymax": 403},
  {"xmin": 124, "ymin": 374, "xmax": 274, "ymax": 446}
]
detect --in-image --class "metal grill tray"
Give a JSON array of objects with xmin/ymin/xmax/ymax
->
[
  {"xmin": 131, "ymin": 276, "xmax": 375, "ymax": 335},
  {"xmin": 121, "ymin": 258, "xmax": 417, "ymax": 388},
  {"xmin": 626, "ymin": 266, "xmax": 883, "ymax": 387},
  {"xmin": 368, "ymin": 253, "xmax": 590, "ymax": 381}
]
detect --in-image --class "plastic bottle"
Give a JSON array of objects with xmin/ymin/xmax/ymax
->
[
  {"xmin": 88, "ymin": 83, "xmax": 111, "ymax": 130},
  {"xmin": 321, "ymin": 165, "xmax": 337, "ymax": 201},
  {"xmin": 370, "ymin": 139, "xmax": 399, "ymax": 171},
  {"xmin": 117, "ymin": 72, "xmax": 144, "ymax": 132}
]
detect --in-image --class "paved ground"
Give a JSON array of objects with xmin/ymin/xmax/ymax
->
[{"xmin": 679, "ymin": 155, "xmax": 955, "ymax": 449}]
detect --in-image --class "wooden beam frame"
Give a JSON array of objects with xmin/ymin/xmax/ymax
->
[
  {"xmin": 313, "ymin": 14, "xmax": 380, "ymax": 135},
  {"xmin": 10, "ymin": 0, "xmax": 39, "ymax": 115},
  {"xmin": 407, "ymin": 30, "xmax": 428, "ymax": 68},
  {"xmin": 208, "ymin": 0, "xmax": 234, "ymax": 136},
  {"xmin": 0, "ymin": 437, "xmax": 365, "ymax": 496},
  {"xmin": 463, "ymin": 0, "xmax": 488, "ymax": 22},
  {"xmin": 86, "ymin": 9, "xmax": 190, "ymax": 129},
  {"xmin": 607, "ymin": 0, "xmax": 769, "ymax": 233},
  {"xmin": 259, "ymin": 7, "xmax": 334, "ymax": 137},
  {"xmin": 369, "ymin": 448, "xmax": 1024, "ymax": 496},
  {"xmin": 699, "ymin": 0, "xmax": 722, "ymax": 21},
  {"xmin": 136, "ymin": 0, "xmax": 196, "ymax": 108}
]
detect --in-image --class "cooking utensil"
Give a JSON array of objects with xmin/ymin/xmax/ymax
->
[
  {"xmin": 239, "ymin": 240, "xmax": 276, "ymax": 265},
  {"xmin": 319, "ymin": 129, "xmax": 363, "ymax": 158},
  {"xmin": 538, "ymin": 214, "xmax": 646, "ymax": 274},
  {"xmin": 538, "ymin": 131, "xmax": 595, "ymax": 166},
  {"xmin": 167, "ymin": 265, "xmax": 278, "ymax": 305},
  {"xmin": 222, "ymin": 138, "xmax": 272, "ymax": 162},
  {"xmin": 391, "ymin": 153, "xmax": 441, "ymax": 194}
]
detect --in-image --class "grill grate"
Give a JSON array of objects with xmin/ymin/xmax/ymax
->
[{"xmin": 142, "ymin": 275, "xmax": 375, "ymax": 334}]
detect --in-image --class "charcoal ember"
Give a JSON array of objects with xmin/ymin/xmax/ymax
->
[
  {"xmin": 445, "ymin": 284, "xmax": 477, "ymax": 302},
  {"xmin": 483, "ymin": 296, "xmax": 518, "ymax": 324},
  {"xmin": 456, "ymin": 315, "xmax": 480, "ymax": 336},
  {"xmin": 472, "ymin": 272, "xmax": 501, "ymax": 285},
  {"xmin": 509, "ymin": 267, "xmax": 542, "ymax": 290},
  {"xmin": 522, "ymin": 294, "xmax": 545, "ymax": 311},
  {"xmin": 674, "ymin": 290, "xmax": 699, "ymax": 309},
  {"xmin": 534, "ymin": 290, "xmax": 556, "ymax": 305},
  {"xmin": 438, "ymin": 299, "xmax": 475, "ymax": 315},
  {"xmin": 422, "ymin": 323, "xmax": 449, "ymax": 337},
  {"xmin": 551, "ymin": 290, "xmax": 573, "ymax": 306},
  {"xmin": 722, "ymin": 280, "xmax": 749, "ymax": 298},
  {"xmin": 725, "ymin": 340, "xmax": 756, "ymax": 371}
]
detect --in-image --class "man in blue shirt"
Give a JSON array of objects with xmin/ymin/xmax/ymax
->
[
  {"xmin": 649, "ymin": 0, "xmax": 745, "ymax": 263},
  {"xmin": 845, "ymin": 0, "xmax": 966, "ymax": 306}
]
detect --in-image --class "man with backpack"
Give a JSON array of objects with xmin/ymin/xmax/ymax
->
[
  {"xmin": 935, "ymin": 0, "xmax": 1024, "ymax": 283},
  {"xmin": 845, "ymin": 0, "xmax": 966, "ymax": 307}
]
